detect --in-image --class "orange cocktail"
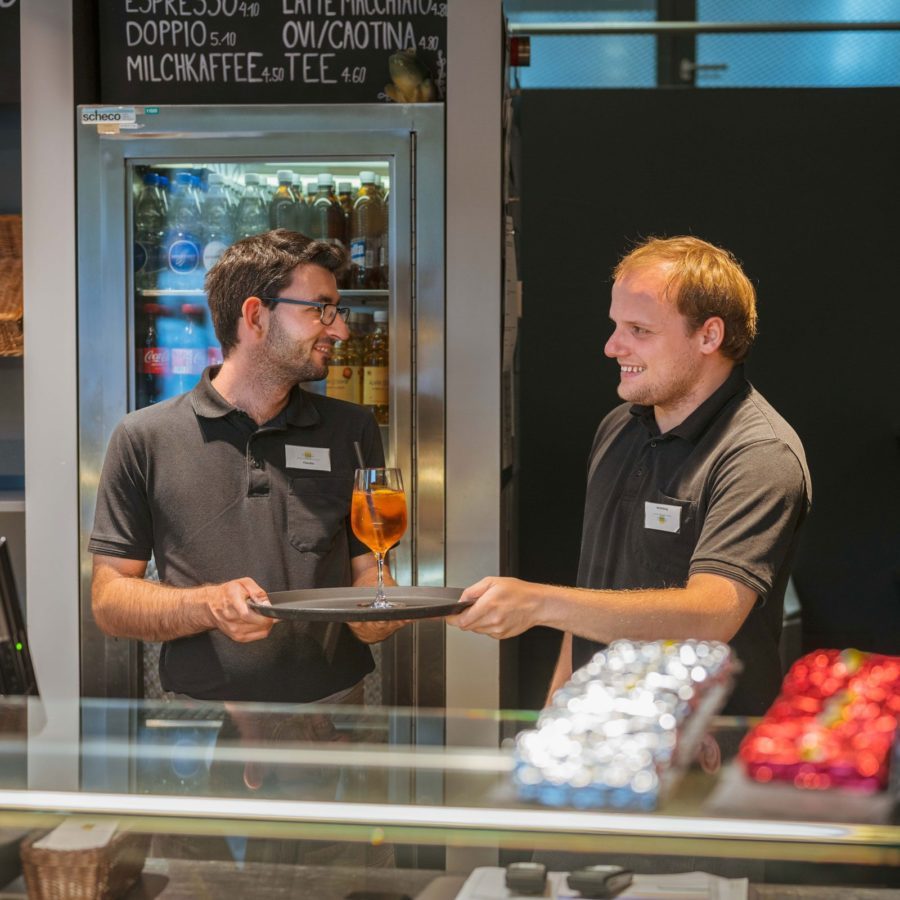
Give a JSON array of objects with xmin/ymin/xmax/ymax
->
[
  {"xmin": 351, "ymin": 488, "xmax": 408, "ymax": 555},
  {"xmin": 351, "ymin": 467, "xmax": 407, "ymax": 608}
]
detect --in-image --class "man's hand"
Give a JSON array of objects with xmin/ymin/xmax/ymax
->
[
  {"xmin": 348, "ymin": 552, "xmax": 408, "ymax": 642},
  {"xmin": 347, "ymin": 619, "xmax": 410, "ymax": 644},
  {"xmin": 205, "ymin": 577, "xmax": 276, "ymax": 643},
  {"xmin": 450, "ymin": 576, "xmax": 546, "ymax": 639},
  {"xmin": 92, "ymin": 555, "xmax": 277, "ymax": 643}
]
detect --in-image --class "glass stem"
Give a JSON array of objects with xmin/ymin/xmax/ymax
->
[{"xmin": 374, "ymin": 552, "xmax": 386, "ymax": 604}]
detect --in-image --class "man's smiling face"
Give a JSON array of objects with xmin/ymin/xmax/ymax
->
[{"xmin": 604, "ymin": 263, "xmax": 708, "ymax": 421}]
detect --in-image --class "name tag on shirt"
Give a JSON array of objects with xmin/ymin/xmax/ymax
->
[
  {"xmin": 644, "ymin": 501, "xmax": 682, "ymax": 533},
  {"xmin": 285, "ymin": 445, "xmax": 331, "ymax": 471}
]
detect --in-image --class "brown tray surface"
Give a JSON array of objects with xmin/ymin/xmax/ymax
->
[{"xmin": 250, "ymin": 586, "xmax": 472, "ymax": 622}]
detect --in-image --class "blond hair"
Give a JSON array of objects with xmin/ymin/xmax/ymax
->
[{"xmin": 614, "ymin": 236, "xmax": 758, "ymax": 362}]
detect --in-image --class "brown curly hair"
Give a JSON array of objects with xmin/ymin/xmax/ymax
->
[{"xmin": 205, "ymin": 229, "xmax": 347, "ymax": 357}]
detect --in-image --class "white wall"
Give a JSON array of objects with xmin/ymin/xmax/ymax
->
[{"xmin": 21, "ymin": 0, "xmax": 80, "ymax": 788}]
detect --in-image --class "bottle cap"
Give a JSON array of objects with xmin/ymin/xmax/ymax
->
[
  {"xmin": 306, "ymin": 181, "xmax": 318, "ymax": 194},
  {"xmin": 207, "ymin": 172, "xmax": 223, "ymax": 184},
  {"xmin": 142, "ymin": 172, "xmax": 158, "ymax": 186},
  {"xmin": 291, "ymin": 173, "xmax": 302, "ymax": 185},
  {"xmin": 175, "ymin": 172, "xmax": 193, "ymax": 186},
  {"xmin": 317, "ymin": 173, "xmax": 335, "ymax": 187},
  {"xmin": 373, "ymin": 310, "xmax": 389, "ymax": 323},
  {"xmin": 359, "ymin": 171, "xmax": 376, "ymax": 184},
  {"xmin": 338, "ymin": 181, "xmax": 353, "ymax": 193},
  {"xmin": 244, "ymin": 173, "xmax": 260, "ymax": 185},
  {"xmin": 277, "ymin": 169, "xmax": 293, "ymax": 183}
]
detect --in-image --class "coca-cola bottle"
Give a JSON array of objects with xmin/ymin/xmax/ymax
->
[{"xmin": 136, "ymin": 304, "xmax": 170, "ymax": 408}]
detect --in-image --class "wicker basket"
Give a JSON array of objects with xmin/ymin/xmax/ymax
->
[
  {"xmin": 0, "ymin": 214, "xmax": 23, "ymax": 357},
  {"xmin": 20, "ymin": 828, "xmax": 149, "ymax": 900}
]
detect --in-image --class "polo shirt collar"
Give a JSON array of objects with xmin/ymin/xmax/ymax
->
[
  {"xmin": 191, "ymin": 367, "xmax": 321, "ymax": 427},
  {"xmin": 629, "ymin": 364, "xmax": 749, "ymax": 443}
]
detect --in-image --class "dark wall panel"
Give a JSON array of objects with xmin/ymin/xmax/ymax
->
[
  {"xmin": 0, "ymin": 107, "xmax": 21, "ymax": 214},
  {"xmin": 517, "ymin": 88, "xmax": 900, "ymax": 671}
]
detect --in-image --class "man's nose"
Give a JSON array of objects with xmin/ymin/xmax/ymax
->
[
  {"xmin": 329, "ymin": 314, "xmax": 350, "ymax": 340},
  {"xmin": 604, "ymin": 329, "xmax": 622, "ymax": 358}
]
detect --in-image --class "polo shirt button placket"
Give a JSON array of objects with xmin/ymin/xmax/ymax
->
[{"xmin": 247, "ymin": 441, "xmax": 269, "ymax": 496}]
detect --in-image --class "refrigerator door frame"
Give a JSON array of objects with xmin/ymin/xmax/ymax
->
[{"xmin": 76, "ymin": 104, "xmax": 445, "ymax": 704}]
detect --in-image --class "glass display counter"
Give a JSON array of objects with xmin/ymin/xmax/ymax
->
[{"xmin": 0, "ymin": 697, "xmax": 897, "ymax": 897}]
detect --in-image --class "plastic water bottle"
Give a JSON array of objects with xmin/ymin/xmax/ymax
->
[
  {"xmin": 156, "ymin": 174, "xmax": 170, "ymax": 211},
  {"xmin": 235, "ymin": 174, "xmax": 269, "ymax": 239},
  {"xmin": 161, "ymin": 172, "xmax": 205, "ymax": 290},
  {"xmin": 134, "ymin": 173, "xmax": 166, "ymax": 290},
  {"xmin": 201, "ymin": 173, "xmax": 234, "ymax": 274},
  {"xmin": 169, "ymin": 304, "xmax": 207, "ymax": 395}
]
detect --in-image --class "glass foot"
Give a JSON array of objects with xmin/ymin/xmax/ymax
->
[{"xmin": 356, "ymin": 599, "xmax": 407, "ymax": 610}]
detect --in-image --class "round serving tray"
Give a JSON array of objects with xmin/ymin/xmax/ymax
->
[{"xmin": 249, "ymin": 586, "xmax": 472, "ymax": 622}]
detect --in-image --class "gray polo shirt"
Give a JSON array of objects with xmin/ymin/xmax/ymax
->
[
  {"xmin": 89, "ymin": 368, "xmax": 384, "ymax": 701},
  {"xmin": 572, "ymin": 365, "xmax": 811, "ymax": 715}
]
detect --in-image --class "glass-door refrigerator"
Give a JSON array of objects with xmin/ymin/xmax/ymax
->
[{"xmin": 76, "ymin": 104, "xmax": 445, "ymax": 710}]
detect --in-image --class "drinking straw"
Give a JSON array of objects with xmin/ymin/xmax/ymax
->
[{"xmin": 353, "ymin": 442, "xmax": 383, "ymax": 536}]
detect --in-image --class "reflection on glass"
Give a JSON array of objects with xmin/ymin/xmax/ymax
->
[{"xmin": 131, "ymin": 162, "xmax": 391, "ymax": 410}]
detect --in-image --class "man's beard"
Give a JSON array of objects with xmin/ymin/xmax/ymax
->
[
  {"xmin": 619, "ymin": 353, "xmax": 699, "ymax": 411},
  {"xmin": 257, "ymin": 312, "xmax": 328, "ymax": 385}
]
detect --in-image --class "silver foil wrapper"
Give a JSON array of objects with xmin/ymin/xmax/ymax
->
[{"xmin": 513, "ymin": 639, "xmax": 735, "ymax": 810}]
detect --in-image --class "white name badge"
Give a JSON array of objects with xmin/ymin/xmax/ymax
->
[
  {"xmin": 644, "ymin": 502, "xmax": 682, "ymax": 533},
  {"xmin": 285, "ymin": 445, "xmax": 331, "ymax": 471}
]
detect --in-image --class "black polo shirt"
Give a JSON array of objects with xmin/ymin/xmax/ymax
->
[
  {"xmin": 89, "ymin": 368, "xmax": 384, "ymax": 702},
  {"xmin": 572, "ymin": 365, "xmax": 811, "ymax": 715}
]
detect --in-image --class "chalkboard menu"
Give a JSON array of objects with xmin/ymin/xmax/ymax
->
[
  {"xmin": 0, "ymin": 1, "xmax": 20, "ymax": 105},
  {"xmin": 98, "ymin": 1, "xmax": 447, "ymax": 105}
]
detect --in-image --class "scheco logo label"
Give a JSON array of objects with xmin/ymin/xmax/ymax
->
[{"xmin": 80, "ymin": 107, "xmax": 137, "ymax": 125}]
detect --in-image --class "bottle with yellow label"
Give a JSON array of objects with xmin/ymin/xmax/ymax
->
[
  {"xmin": 363, "ymin": 310, "xmax": 389, "ymax": 424},
  {"xmin": 347, "ymin": 311, "xmax": 370, "ymax": 404},
  {"xmin": 326, "ymin": 340, "xmax": 361, "ymax": 404}
]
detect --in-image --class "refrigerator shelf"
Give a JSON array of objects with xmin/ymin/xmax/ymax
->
[
  {"xmin": 139, "ymin": 289, "xmax": 206, "ymax": 297},
  {"xmin": 137, "ymin": 289, "xmax": 389, "ymax": 299}
]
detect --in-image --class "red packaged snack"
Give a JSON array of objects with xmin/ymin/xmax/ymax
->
[{"xmin": 739, "ymin": 648, "xmax": 900, "ymax": 792}]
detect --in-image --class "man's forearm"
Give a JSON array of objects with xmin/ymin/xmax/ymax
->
[
  {"xmin": 545, "ymin": 632, "xmax": 573, "ymax": 706},
  {"xmin": 93, "ymin": 573, "xmax": 214, "ymax": 642},
  {"xmin": 541, "ymin": 574, "xmax": 754, "ymax": 645}
]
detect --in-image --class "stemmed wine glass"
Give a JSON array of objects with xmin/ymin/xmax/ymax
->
[{"xmin": 350, "ymin": 468, "xmax": 408, "ymax": 609}]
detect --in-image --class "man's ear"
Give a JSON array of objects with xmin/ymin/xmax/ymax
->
[
  {"xmin": 240, "ymin": 296, "xmax": 266, "ymax": 338},
  {"xmin": 698, "ymin": 316, "xmax": 725, "ymax": 355}
]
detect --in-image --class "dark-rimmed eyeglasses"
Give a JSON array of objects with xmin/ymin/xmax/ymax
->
[{"xmin": 259, "ymin": 297, "xmax": 350, "ymax": 326}]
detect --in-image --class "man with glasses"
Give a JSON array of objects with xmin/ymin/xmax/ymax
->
[{"xmin": 89, "ymin": 229, "xmax": 403, "ymax": 704}]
